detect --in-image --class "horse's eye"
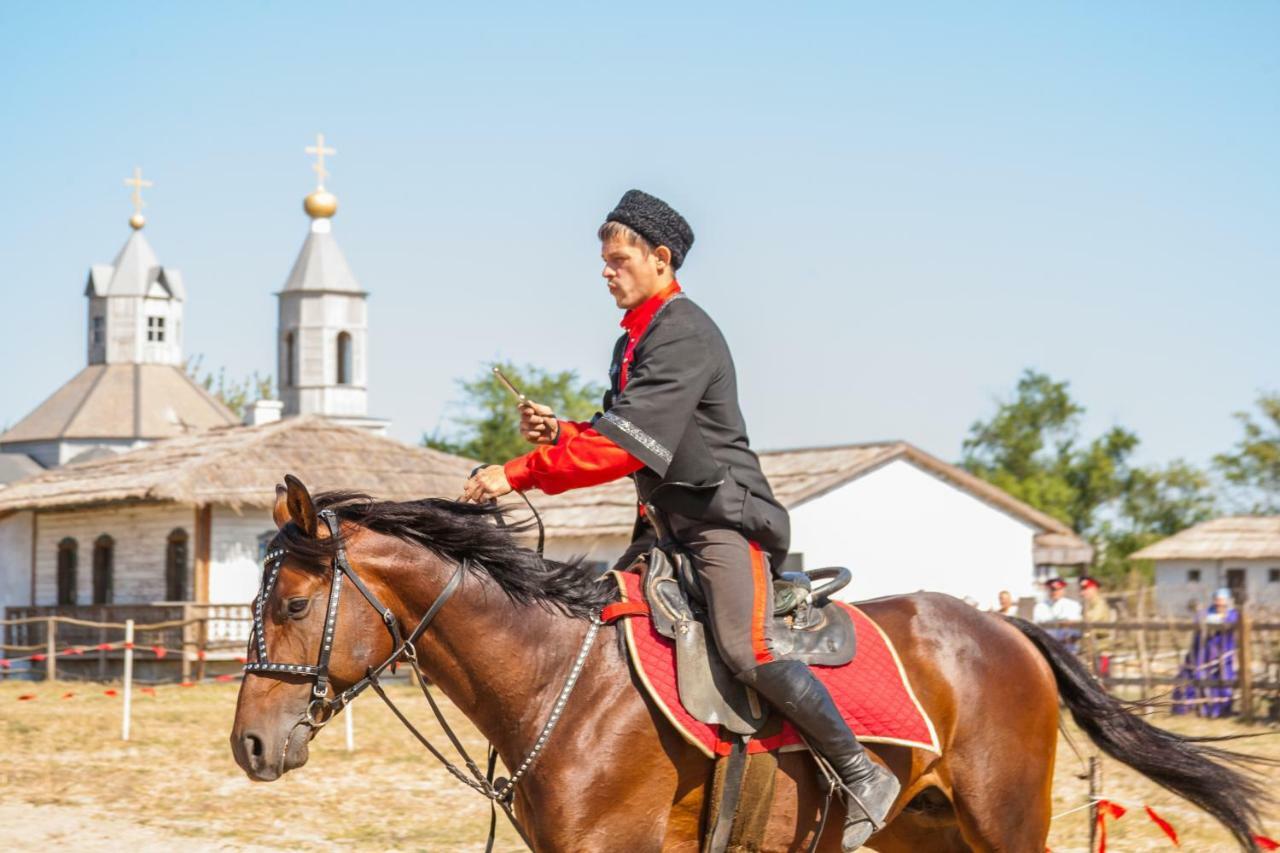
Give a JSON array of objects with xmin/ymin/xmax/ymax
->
[{"xmin": 286, "ymin": 597, "xmax": 311, "ymax": 617}]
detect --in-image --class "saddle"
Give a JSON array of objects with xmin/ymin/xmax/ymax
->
[{"xmin": 640, "ymin": 540, "xmax": 856, "ymax": 736}]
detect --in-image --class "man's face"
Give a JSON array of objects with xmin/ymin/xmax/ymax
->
[
  {"xmin": 1049, "ymin": 586, "xmax": 1065, "ymax": 601},
  {"xmin": 601, "ymin": 236, "xmax": 664, "ymax": 310},
  {"xmin": 1081, "ymin": 585, "xmax": 1098, "ymax": 602},
  {"xmin": 998, "ymin": 591, "xmax": 1013, "ymax": 609}
]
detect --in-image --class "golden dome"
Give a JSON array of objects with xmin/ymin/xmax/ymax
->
[
  {"xmin": 304, "ymin": 190, "xmax": 338, "ymax": 219},
  {"xmin": 129, "ymin": 213, "xmax": 146, "ymax": 230}
]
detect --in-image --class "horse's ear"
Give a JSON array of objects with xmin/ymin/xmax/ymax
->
[
  {"xmin": 272, "ymin": 484, "xmax": 290, "ymax": 529},
  {"xmin": 283, "ymin": 474, "xmax": 318, "ymax": 537}
]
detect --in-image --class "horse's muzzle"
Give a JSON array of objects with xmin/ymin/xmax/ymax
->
[{"xmin": 232, "ymin": 720, "xmax": 313, "ymax": 781}]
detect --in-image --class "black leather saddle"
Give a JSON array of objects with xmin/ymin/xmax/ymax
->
[{"xmin": 639, "ymin": 538, "xmax": 857, "ymax": 736}]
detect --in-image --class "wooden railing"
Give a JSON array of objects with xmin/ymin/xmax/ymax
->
[{"xmin": 3, "ymin": 602, "xmax": 252, "ymax": 682}]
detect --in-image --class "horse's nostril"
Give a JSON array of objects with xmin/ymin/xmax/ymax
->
[{"xmin": 245, "ymin": 732, "xmax": 264, "ymax": 759}]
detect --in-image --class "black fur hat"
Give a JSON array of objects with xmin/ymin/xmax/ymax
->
[{"xmin": 604, "ymin": 189, "xmax": 695, "ymax": 270}]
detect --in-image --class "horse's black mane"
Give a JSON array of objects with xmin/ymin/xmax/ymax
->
[{"xmin": 273, "ymin": 491, "xmax": 617, "ymax": 620}]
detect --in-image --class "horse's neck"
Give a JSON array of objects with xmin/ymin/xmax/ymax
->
[{"xmin": 405, "ymin": 564, "xmax": 590, "ymax": 759}]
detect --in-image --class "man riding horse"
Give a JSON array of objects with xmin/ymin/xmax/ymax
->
[{"xmin": 461, "ymin": 189, "xmax": 899, "ymax": 849}]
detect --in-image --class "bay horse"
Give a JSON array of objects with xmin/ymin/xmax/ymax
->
[{"xmin": 230, "ymin": 478, "xmax": 1272, "ymax": 851}]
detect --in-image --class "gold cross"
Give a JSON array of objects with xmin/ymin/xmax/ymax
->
[
  {"xmin": 123, "ymin": 166, "xmax": 153, "ymax": 216},
  {"xmin": 305, "ymin": 133, "xmax": 337, "ymax": 190}
]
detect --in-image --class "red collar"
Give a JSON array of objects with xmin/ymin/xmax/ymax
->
[{"xmin": 621, "ymin": 281, "xmax": 681, "ymax": 340}]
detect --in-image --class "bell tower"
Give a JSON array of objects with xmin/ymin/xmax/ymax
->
[
  {"xmin": 86, "ymin": 167, "xmax": 184, "ymax": 366},
  {"xmin": 277, "ymin": 134, "xmax": 386, "ymax": 433}
]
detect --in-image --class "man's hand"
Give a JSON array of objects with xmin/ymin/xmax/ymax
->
[
  {"xmin": 519, "ymin": 400, "xmax": 559, "ymax": 445},
  {"xmin": 461, "ymin": 465, "xmax": 514, "ymax": 503}
]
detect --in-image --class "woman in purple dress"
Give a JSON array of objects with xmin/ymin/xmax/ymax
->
[{"xmin": 1173, "ymin": 588, "xmax": 1239, "ymax": 718}]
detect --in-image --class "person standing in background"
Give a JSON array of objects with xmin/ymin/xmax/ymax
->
[{"xmin": 1079, "ymin": 576, "xmax": 1115, "ymax": 677}]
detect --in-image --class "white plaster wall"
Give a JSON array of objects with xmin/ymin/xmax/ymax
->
[
  {"xmin": 542, "ymin": 534, "xmax": 631, "ymax": 571},
  {"xmin": 34, "ymin": 504, "xmax": 193, "ymax": 604},
  {"xmin": 0, "ymin": 512, "xmax": 34, "ymax": 613},
  {"xmin": 1154, "ymin": 559, "xmax": 1280, "ymax": 615},
  {"xmin": 209, "ymin": 505, "xmax": 277, "ymax": 604},
  {"xmin": 1153, "ymin": 560, "xmax": 1214, "ymax": 616},
  {"xmin": 789, "ymin": 459, "xmax": 1039, "ymax": 605}
]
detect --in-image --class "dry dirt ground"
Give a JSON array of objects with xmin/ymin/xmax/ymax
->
[{"xmin": 0, "ymin": 680, "xmax": 1275, "ymax": 851}]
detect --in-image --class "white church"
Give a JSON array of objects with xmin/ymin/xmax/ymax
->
[{"xmin": 0, "ymin": 143, "xmax": 1092, "ymax": 647}]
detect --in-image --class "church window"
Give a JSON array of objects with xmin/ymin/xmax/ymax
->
[
  {"xmin": 91, "ymin": 316, "xmax": 103, "ymax": 345},
  {"xmin": 285, "ymin": 333, "xmax": 296, "ymax": 387},
  {"xmin": 93, "ymin": 535, "xmax": 114, "ymax": 605},
  {"xmin": 337, "ymin": 332, "xmax": 353, "ymax": 385},
  {"xmin": 56, "ymin": 538, "xmax": 78, "ymax": 606},
  {"xmin": 166, "ymin": 528, "xmax": 189, "ymax": 601},
  {"xmin": 147, "ymin": 316, "xmax": 166, "ymax": 342}
]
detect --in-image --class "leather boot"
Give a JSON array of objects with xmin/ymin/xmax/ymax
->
[{"xmin": 741, "ymin": 659, "xmax": 900, "ymax": 851}]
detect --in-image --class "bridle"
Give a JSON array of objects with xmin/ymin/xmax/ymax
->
[{"xmin": 243, "ymin": 504, "xmax": 600, "ymax": 851}]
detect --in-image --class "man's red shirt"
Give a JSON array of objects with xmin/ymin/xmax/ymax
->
[{"xmin": 504, "ymin": 281, "xmax": 682, "ymax": 494}]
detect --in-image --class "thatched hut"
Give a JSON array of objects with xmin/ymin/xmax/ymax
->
[{"xmin": 1133, "ymin": 517, "xmax": 1280, "ymax": 615}]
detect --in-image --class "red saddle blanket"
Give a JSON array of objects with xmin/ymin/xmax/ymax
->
[{"xmin": 606, "ymin": 571, "xmax": 941, "ymax": 758}]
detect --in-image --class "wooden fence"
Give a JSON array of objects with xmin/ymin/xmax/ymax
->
[
  {"xmin": 1038, "ymin": 609, "xmax": 1280, "ymax": 723},
  {"xmin": 2, "ymin": 603, "xmax": 252, "ymax": 683}
]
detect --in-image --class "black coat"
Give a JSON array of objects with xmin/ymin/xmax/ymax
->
[{"xmin": 592, "ymin": 293, "xmax": 791, "ymax": 568}]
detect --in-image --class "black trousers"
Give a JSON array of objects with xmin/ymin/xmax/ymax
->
[{"xmin": 612, "ymin": 513, "xmax": 775, "ymax": 676}]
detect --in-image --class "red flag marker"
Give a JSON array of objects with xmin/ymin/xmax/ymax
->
[
  {"xmin": 151, "ymin": 646, "xmax": 167, "ymax": 659},
  {"xmin": 1256, "ymin": 836, "xmax": 1279, "ymax": 851},
  {"xmin": 18, "ymin": 694, "xmax": 36, "ymax": 701},
  {"xmin": 1143, "ymin": 806, "xmax": 1178, "ymax": 846},
  {"xmin": 1096, "ymin": 799, "xmax": 1127, "ymax": 853},
  {"xmin": 61, "ymin": 692, "xmax": 75, "ymax": 699},
  {"xmin": 140, "ymin": 687, "xmax": 156, "ymax": 696},
  {"xmin": 103, "ymin": 689, "xmax": 118, "ymax": 697}
]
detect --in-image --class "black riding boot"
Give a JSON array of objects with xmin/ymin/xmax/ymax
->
[{"xmin": 741, "ymin": 659, "xmax": 900, "ymax": 851}]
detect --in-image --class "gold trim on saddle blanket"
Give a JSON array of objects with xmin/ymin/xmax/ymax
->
[{"xmin": 609, "ymin": 570, "xmax": 942, "ymax": 758}]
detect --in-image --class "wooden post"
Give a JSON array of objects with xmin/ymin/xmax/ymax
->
[
  {"xmin": 193, "ymin": 504, "xmax": 212, "ymax": 683},
  {"xmin": 180, "ymin": 603, "xmax": 192, "ymax": 684},
  {"xmin": 196, "ymin": 617, "xmax": 207, "ymax": 683},
  {"xmin": 97, "ymin": 611, "xmax": 108, "ymax": 680},
  {"xmin": 45, "ymin": 617, "xmax": 56, "ymax": 682},
  {"xmin": 344, "ymin": 699, "xmax": 355, "ymax": 752},
  {"xmin": 1087, "ymin": 755, "xmax": 1101, "ymax": 852},
  {"xmin": 1135, "ymin": 588, "xmax": 1152, "ymax": 700},
  {"xmin": 193, "ymin": 504, "xmax": 212, "ymax": 605},
  {"xmin": 1239, "ymin": 607, "xmax": 1254, "ymax": 724},
  {"xmin": 121, "ymin": 619, "xmax": 134, "ymax": 741}
]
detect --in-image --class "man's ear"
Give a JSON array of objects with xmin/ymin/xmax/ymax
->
[
  {"xmin": 654, "ymin": 245, "xmax": 673, "ymax": 268},
  {"xmin": 272, "ymin": 484, "xmax": 290, "ymax": 529},
  {"xmin": 283, "ymin": 474, "xmax": 318, "ymax": 537}
]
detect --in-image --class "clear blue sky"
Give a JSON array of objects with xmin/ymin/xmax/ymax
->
[{"xmin": 2, "ymin": 2, "xmax": 1276, "ymax": 470}]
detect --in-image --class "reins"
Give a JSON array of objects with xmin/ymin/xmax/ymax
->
[{"xmin": 244, "ymin": 497, "xmax": 596, "ymax": 852}]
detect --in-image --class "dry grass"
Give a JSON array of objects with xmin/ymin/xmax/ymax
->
[{"xmin": 0, "ymin": 680, "xmax": 1276, "ymax": 851}]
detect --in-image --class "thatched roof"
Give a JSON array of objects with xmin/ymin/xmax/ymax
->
[
  {"xmin": 535, "ymin": 441, "xmax": 1092, "ymax": 563},
  {"xmin": 1130, "ymin": 517, "xmax": 1280, "ymax": 562},
  {"xmin": 0, "ymin": 424, "xmax": 1094, "ymax": 564},
  {"xmin": 0, "ymin": 416, "xmax": 472, "ymax": 514}
]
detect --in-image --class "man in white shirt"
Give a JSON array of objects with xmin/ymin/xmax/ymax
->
[{"xmin": 1033, "ymin": 577, "xmax": 1083, "ymax": 623}]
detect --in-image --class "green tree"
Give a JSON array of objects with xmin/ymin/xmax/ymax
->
[
  {"xmin": 962, "ymin": 370, "xmax": 1215, "ymax": 583},
  {"xmin": 423, "ymin": 361, "xmax": 606, "ymax": 463},
  {"xmin": 185, "ymin": 355, "xmax": 274, "ymax": 420},
  {"xmin": 1213, "ymin": 392, "xmax": 1280, "ymax": 513}
]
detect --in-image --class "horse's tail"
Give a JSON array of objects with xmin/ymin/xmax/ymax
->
[{"xmin": 1004, "ymin": 615, "xmax": 1274, "ymax": 850}]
